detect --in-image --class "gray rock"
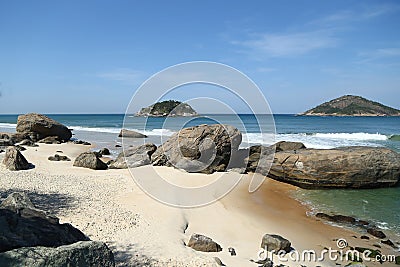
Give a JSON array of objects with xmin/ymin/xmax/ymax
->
[
  {"xmin": 118, "ymin": 129, "xmax": 147, "ymax": 138},
  {"xmin": 275, "ymin": 141, "xmax": 306, "ymax": 152},
  {"xmin": 73, "ymin": 152, "xmax": 108, "ymax": 170},
  {"xmin": 367, "ymin": 228, "xmax": 386, "ymax": 239},
  {"xmin": 152, "ymin": 124, "xmax": 242, "ymax": 174},
  {"xmin": 18, "ymin": 139, "xmax": 37, "ymax": 147},
  {"xmin": 261, "ymin": 234, "xmax": 291, "ymax": 253},
  {"xmin": 39, "ymin": 136, "xmax": 61, "ymax": 144},
  {"xmin": 16, "ymin": 113, "xmax": 72, "ymax": 142},
  {"xmin": 213, "ymin": 257, "xmax": 225, "ymax": 266},
  {"xmin": 0, "ymin": 241, "xmax": 115, "ymax": 267},
  {"xmin": 110, "ymin": 143, "xmax": 157, "ymax": 169},
  {"xmin": 2, "ymin": 146, "xmax": 31, "ymax": 171},
  {"xmin": 98, "ymin": 148, "xmax": 110, "ymax": 156},
  {"xmin": 0, "ymin": 192, "xmax": 89, "ymax": 252},
  {"xmin": 268, "ymin": 146, "xmax": 400, "ymax": 189},
  {"xmin": 187, "ymin": 233, "xmax": 222, "ymax": 252},
  {"xmin": 48, "ymin": 154, "xmax": 71, "ymax": 161}
]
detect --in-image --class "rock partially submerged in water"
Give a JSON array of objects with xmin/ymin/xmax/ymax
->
[
  {"xmin": 267, "ymin": 146, "xmax": 400, "ymax": 189},
  {"xmin": 118, "ymin": 129, "xmax": 147, "ymax": 138},
  {"xmin": 16, "ymin": 113, "xmax": 72, "ymax": 142}
]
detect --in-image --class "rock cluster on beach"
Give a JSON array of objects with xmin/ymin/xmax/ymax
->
[{"xmin": 0, "ymin": 192, "xmax": 115, "ymax": 266}]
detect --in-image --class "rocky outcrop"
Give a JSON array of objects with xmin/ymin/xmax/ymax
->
[
  {"xmin": 16, "ymin": 113, "xmax": 72, "ymax": 142},
  {"xmin": 261, "ymin": 234, "xmax": 291, "ymax": 253},
  {"xmin": 110, "ymin": 143, "xmax": 157, "ymax": 169},
  {"xmin": 265, "ymin": 146, "xmax": 400, "ymax": 189},
  {"xmin": 98, "ymin": 148, "xmax": 110, "ymax": 156},
  {"xmin": 0, "ymin": 192, "xmax": 89, "ymax": 252},
  {"xmin": 152, "ymin": 124, "xmax": 242, "ymax": 174},
  {"xmin": 118, "ymin": 129, "xmax": 147, "ymax": 138},
  {"xmin": 0, "ymin": 241, "xmax": 115, "ymax": 267},
  {"xmin": 187, "ymin": 234, "xmax": 222, "ymax": 252},
  {"xmin": 48, "ymin": 154, "xmax": 71, "ymax": 161},
  {"xmin": 2, "ymin": 146, "xmax": 31, "ymax": 171},
  {"xmin": 275, "ymin": 141, "xmax": 306, "ymax": 152},
  {"xmin": 136, "ymin": 100, "xmax": 198, "ymax": 117},
  {"xmin": 73, "ymin": 152, "xmax": 108, "ymax": 170}
]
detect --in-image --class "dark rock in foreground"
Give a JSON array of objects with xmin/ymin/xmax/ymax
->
[
  {"xmin": 118, "ymin": 129, "xmax": 147, "ymax": 138},
  {"xmin": 0, "ymin": 192, "xmax": 89, "ymax": 252},
  {"xmin": 152, "ymin": 124, "xmax": 242, "ymax": 174},
  {"xmin": 98, "ymin": 148, "xmax": 110, "ymax": 156},
  {"xmin": 0, "ymin": 241, "xmax": 115, "ymax": 267},
  {"xmin": 267, "ymin": 146, "xmax": 400, "ymax": 189},
  {"xmin": 110, "ymin": 143, "xmax": 157, "ymax": 169},
  {"xmin": 2, "ymin": 146, "xmax": 31, "ymax": 171},
  {"xmin": 187, "ymin": 234, "xmax": 222, "ymax": 252},
  {"xmin": 367, "ymin": 228, "xmax": 387, "ymax": 239},
  {"xmin": 16, "ymin": 113, "xmax": 72, "ymax": 142},
  {"xmin": 261, "ymin": 234, "xmax": 291, "ymax": 253},
  {"xmin": 73, "ymin": 152, "xmax": 108, "ymax": 170}
]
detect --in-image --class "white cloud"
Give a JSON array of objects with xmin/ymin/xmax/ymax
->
[
  {"xmin": 97, "ymin": 68, "xmax": 143, "ymax": 84},
  {"xmin": 234, "ymin": 30, "xmax": 337, "ymax": 58},
  {"xmin": 357, "ymin": 48, "xmax": 400, "ymax": 63}
]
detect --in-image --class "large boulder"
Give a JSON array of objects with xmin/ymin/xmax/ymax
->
[
  {"xmin": 16, "ymin": 113, "xmax": 72, "ymax": 142},
  {"xmin": 261, "ymin": 234, "xmax": 291, "ymax": 253},
  {"xmin": 0, "ymin": 241, "xmax": 115, "ymax": 267},
  {"xmin": 268, "ymin": 146, "xmax": 400, "ymax": 189},
  {"xmin": 187, "ymin": 234, "xmax": 222, "ymax": 252},
  {"xmin": 0, "ymin": 192, "xmax": 89, "ymax": 252},
  {"xmin": 109, "ymin": 143, "xmax": 157, "ymax": 169},
  {"xmin": 152, "ymin": 124, "xmax": 242, "ymax": 174},
  {"xmin": 275, "ymin": 141, "xmax": 306, "ymax": 152},
  {"xmin": 2, "ymin": 146, "xmax": 31, "ymax": 171},
  {"xmin": 73, "ymin": 152, "xmax": 108, "ymax": 170},
  {"xmin": 118, "ymin": 129, "xmax": 147, "ymax": 138}
]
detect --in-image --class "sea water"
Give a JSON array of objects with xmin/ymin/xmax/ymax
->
[{"xmin": 1, "ymin": 114, "xmax": 399, "ymax": 236}]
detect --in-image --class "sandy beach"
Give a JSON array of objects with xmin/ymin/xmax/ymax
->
[{"xmin": 0, "ymin": 143, "xmax": 398, "ymax": 267}]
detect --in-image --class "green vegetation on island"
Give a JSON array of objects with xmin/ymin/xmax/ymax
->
[
  {"xmin": 135, "ymin": 100, "xmax": 198, "ymax": 117},
  {"xmin": 300, "ymin": 95, "xmax": 400, "ymax": 116}
]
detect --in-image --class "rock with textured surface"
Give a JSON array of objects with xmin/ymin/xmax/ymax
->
[
  {"xmin": 152, "ymin": 124, "xmax": 242, "ymax": 174},
  {"xmin": 110, "ymin": 143, "xmax": 157, "ymax": 169},
  {"xmin": 118, "ymin": 129, "xmax": 147, "ymax": 138},
  {"xmin": 2, "ymin": 146, "xmax": 31, "ymax": 171},
  {"xmin": 261, "ymin": 234, "xmax": 291, "ymax": 253},
  {"xmin": 187, "ymin": 234, "xmax": 222, "ymax": 252},
  {"xmin": 39, "ymin": 136, "xmax": 61, "ymax": 144},
  {"xmin": 73, "ymin": 152, "xmax": 108, "ymax": 170},
  {"xmin": 16, "ymin": 113, "xmax": 72, "ymax": 142},
  {"xmin": 268, "ymin": 146, "xmax": 400, "ymax": 189},
  {"xmin": 0, "ymin": 241, "xmax": 115, "ymax": 267},
  {"xmin": 48, "ymin": 154, "xmax": 71, "ymax": 161},
  {"xmin": 0, "ymin": 192, "xmax": 89, "ymax": 253}
]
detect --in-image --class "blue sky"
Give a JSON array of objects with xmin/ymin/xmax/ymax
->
[{"xmin": 0, "ymin": 0, "xmax": 399, "ymax": 114}]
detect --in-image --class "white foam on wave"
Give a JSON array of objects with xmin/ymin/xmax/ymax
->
[
  {"xmin": 314, "ymin": 132, "xmax": 388, "ymax": 141},
  {"xmin": 242, "ymin": 132, "xmax": 387, "ymax": 149},
  {"xmin": 70, "ymin": 126, "xmax": 176, "ymax": 137},
  {"xmin": 0, "ymin": 123, "xmax": 17, "ymax": 129}
]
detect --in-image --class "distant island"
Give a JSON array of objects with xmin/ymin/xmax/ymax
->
[
  {"xmin": 299, "ymin": 95, "xmax": 400, "ymax": 116},
  {"xmin": 135, "ymin": 100, "xmax": 198, "ymax": 117}
]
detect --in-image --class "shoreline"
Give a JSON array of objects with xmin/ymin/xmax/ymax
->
[{"xmin": 1, "ymin": 142, "xmax": 399, "ymax": 266}]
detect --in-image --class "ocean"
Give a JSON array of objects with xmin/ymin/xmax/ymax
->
[{"xmin": 1, "ymin": 114, "xmax": 399, "ymax": 238}]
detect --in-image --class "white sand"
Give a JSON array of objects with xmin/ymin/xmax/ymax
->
[{"xmin": 0, "ymin": 144, "xmax": 398, "ymax": 266}]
